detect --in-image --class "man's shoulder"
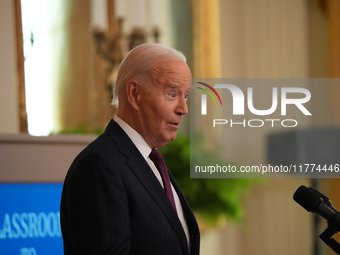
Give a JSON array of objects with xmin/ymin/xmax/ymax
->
[
  {"xmin": 63, "ymin": 131, "xmax": 127, "ymax": 182},
  {"xmin": 83, "ymin": 119, "xmax": 129, "ymax": 153},
  {"xmin": 77, "ymin": 125, "xmax": 127, "ymax": 159},
  {"xmin": 83, "ymin": 132, "xmax": 115, "ymax": 154},
  {"xmin": 68, "ymin": 121, "xmax": 127, "ymax": 165}
]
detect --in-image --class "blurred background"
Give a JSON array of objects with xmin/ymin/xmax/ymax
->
[{"xmin": 1, "ymin": 0, "xmax": 340, "ymax": 254}]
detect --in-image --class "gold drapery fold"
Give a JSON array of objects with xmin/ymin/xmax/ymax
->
[
  {"xmin": 328, "ymin": 0, "xmax": 340, "ymax": 125},
  {"xmin": 191, "ymin": 0, "xmax": 221, "ymax": 148},
  {"xmin": 192, "ymin": 0, "xmax": 221, "ymax": 78},
  {"xmin": 326, "ymin": 0, "xmax": 340, "ymax": 217}
]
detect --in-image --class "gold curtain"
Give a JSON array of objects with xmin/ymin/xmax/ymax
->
[
  {"xmin": 192, "ymin": 0, "xmax": 221, "ymax": 148},
  {"xmin": 328, "ymin": 0, "xmax": 340, "ymax": 124},
  {"xmin": 326, "ymin": 0, "xmax": 340, "ymax": 215},
  {"xmin": 192, "ymin": 0, "xmax": 221, "ymax": 78}
]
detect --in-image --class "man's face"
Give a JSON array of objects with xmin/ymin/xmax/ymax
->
[{"xmin": 135, "ymin": 61, "xmax": 191, "ymax": 148}]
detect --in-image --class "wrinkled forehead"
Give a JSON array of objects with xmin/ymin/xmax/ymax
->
[{"xmin": 151, "ymin": 60, "xmax": 191, "ymax": 86}]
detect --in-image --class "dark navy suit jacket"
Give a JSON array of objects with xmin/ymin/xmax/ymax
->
[{"xmin": 60, "ymin": 119, "xmax": 200, "ymax": 254}]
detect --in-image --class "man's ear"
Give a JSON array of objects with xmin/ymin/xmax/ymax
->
[{"xmin": 126, "ymin": 79, "xmax": 140, "ymax": 110}]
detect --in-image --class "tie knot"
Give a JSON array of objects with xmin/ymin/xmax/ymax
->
[{"xmin": 149, "ymin": 148, "xmax": 163, "ymax": 162}]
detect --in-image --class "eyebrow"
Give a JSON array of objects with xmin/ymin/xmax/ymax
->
[
  {"xmin": 165, "ymin": 83, "xmax": 192, "ymax": 92},
  {"xmin": 166, "ymin": 84, "xmax": 180, "ymax": 88}
]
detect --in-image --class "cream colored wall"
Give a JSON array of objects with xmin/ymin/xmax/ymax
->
[
  {"xmin": 0, "ymin": 134, "xmax": 96, "ymax": 182},
  {"xmin": 199, "ymin": 0, "xmax": 321, "ymax": 255},
  {"xmin": 201, "ymin": 179, "xmax": 313, "ymax": 255},
  {"xmin": 0, "ymin": 0, "xmax": 20, "ymax": 134},
  {"xmin": 220, "ymin": 0, "xmax": 309, "ymax": 78}
]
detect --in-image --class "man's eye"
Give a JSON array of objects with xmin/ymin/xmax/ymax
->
[
  {"xmin": 169, "ymin": 93, "xmax": 176, "ymax": 98},
  {"xmin": 184, "ymin": 94, "xmax": 189, "ymax": 100}
]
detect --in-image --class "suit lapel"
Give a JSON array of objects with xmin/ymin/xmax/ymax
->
[
  {"xmin": 105, "ymin": 119, "xmax": 190, "ymax": 254},
  {"xmin": 170, "ymin": 174, "xmax": 200, "ymax": 254}
]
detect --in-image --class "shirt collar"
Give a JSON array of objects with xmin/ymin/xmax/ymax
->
[{"xmin": 113, "ymin": 115, "xmax": 151, "ymax": 160}]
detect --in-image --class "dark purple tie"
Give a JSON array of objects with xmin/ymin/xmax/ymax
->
[{"xmin": 149, "ymin": 148, "xmax": 177, "ymax": 212}]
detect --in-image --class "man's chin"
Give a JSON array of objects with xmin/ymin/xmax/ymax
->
[
  {"xmin": 169, "ymin": 132, "xmax": 177, "ymax": 141},
  {"xmin": 156, "ymin": 133, "xmax": 177, "ymax": 148}
]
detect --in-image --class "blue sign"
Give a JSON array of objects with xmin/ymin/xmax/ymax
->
[{"xmin": 0, "ymin": 184, "xmax": 63, "ymax": 255}]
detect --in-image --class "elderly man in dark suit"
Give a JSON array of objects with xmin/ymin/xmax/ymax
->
[{"xmin": 60, "ymin": 43, "xmax": 200, "ymax": 255}]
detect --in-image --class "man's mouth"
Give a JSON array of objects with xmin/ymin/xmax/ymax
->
[{"xmin": 169, "ymin": 122, "xmax": 180, "ymax": 128}]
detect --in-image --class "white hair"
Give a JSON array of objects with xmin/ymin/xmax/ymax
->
[{"xmin": 112, "ymin": 43, "xmax": 186, "ymax": 106}]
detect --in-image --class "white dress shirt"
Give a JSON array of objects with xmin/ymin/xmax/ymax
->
[{"xmin": 113, "ymin": 115, "xmax": 190, "ymax": 247}]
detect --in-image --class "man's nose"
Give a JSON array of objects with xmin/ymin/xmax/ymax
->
[{"xmin": 176, "ymin": 97, "xmax": 188, "ymax": 116}]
